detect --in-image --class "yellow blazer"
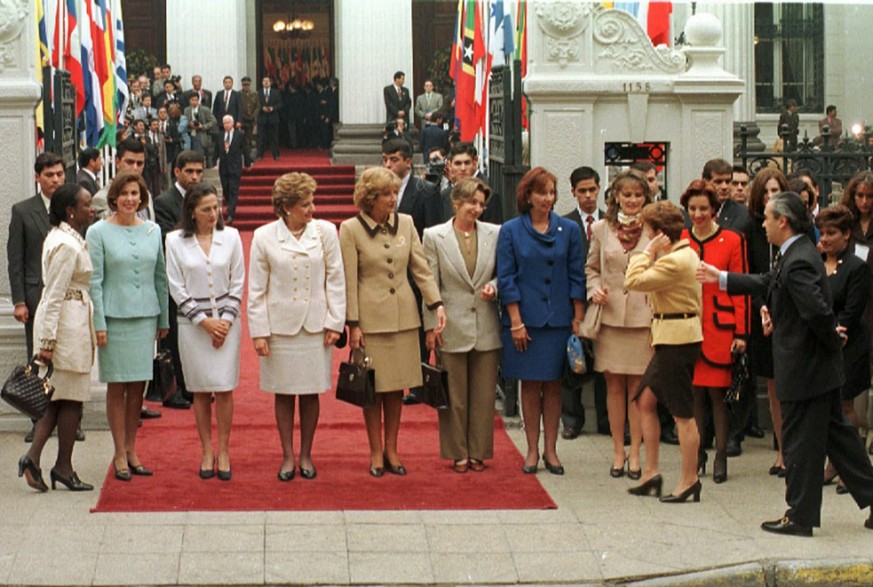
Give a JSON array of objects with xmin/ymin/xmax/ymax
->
[
  {"xmin": 624, "ymin": 240, "xmax": 702, "ymax": 346},
  {"xmin": 585, "ymin": 219, "xmax": 652, "ymax": 328},
  {"xmin": 340, "ymin": 212, "xmax": 441, "ymax": 334}
]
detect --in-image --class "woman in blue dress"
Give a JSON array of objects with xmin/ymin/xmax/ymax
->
[{"xmin": 497, "ymin": 167, "xmax": 586, "ymax": 475}]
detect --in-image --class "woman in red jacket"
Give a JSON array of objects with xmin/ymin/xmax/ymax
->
[{"xmin": 681, "ymin": 180, "xmax": 748, "ymax": 484}]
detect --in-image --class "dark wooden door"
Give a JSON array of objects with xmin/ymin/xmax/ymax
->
[
  {"xmin": 122, "ymin": 0, "xmax": 167, "ymax": 64},
  {"xmin": 411, "ymin": 1, "xmax": 457, "ymax": 98}
]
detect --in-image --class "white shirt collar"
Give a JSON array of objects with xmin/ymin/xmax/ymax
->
[
  {"xmin": 577, "ymin": 206, "xmax": 598, "ymax": 222},
  {"xmin": 175, "ymin": 182, "xmax": 187, "ymax": 198},
  {"xmin": 396, "ymin": 172, "xmax": 411, "ymax": 208},
  {"xmin": 39, "ymin": 191, "xmax": 51, "ymax": 212}
]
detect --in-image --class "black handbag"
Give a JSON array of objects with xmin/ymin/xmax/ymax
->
[
  {"xmin": 336, "ymin": 347, "xmax": 376, "ymax": 408},
  {"xmin": 421, "ymin": 348, "xmax": 449, "ymax": 410},
  {"xmin": 725, "ymin": 349, "xmax": 749, "ymax": 405},
  {"xmin": 145, "ymin": 349, "xmax": 175, "ymax": 402},
  {"xmin": 1, "ymin": 356, "xmax": 54, "ymax": 419}
]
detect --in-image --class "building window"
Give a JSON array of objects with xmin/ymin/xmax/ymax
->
[{"xmin": 754, "ymin": 2, "xmax": 824, "ymax": 114}]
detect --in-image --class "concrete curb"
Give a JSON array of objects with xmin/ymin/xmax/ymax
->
[{"xmin": 623, "ymin": 558, "xmax": 873, "ymax": 586}]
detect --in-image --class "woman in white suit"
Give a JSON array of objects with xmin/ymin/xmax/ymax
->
[
  {"xmin": 423, "ymin": 177, "xmax": 502, "ymax": 473},
  {"xmin": 165, "ymin": 184, "xmax": 245, "ymax": 481},
  {"xmin": 248, "ymin": 172, "xmax": 346, "ymax": 481}
]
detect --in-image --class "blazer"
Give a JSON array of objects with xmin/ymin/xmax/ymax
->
[
  {"xmin": 414, "ymin": 91, "xmax": 443, "ymax": 121},
  {"xmin": 183, "ymin": 88, "xmax": 213, "ymax": 109},
  {"xmin": 339, "ymin": 212, "xmax": 441, "ymax": 334},
  {"xmin": 585, "ymin": 219, "xmax": 652, "ymax": 328},
  {"xmin": 32, "ymin": 225, "xmax": 95, "ymax": 372},
  {"xmin": 248, "ymin": 219, "xmax": 346, "ymax": 338},
  {"xmin": 7, "ymin": 194, "xmax": 50, "ymax": 310},
  {"xmin": 165, "ymin": 227, "xmax": 245, "ymax": 326},
  {"xmin": 86, "ymin": 219, "xmax": 169, "ymax": 331},
  {"xmin": 727, "ymin": 235, "xmax": 844, "ymax": 402},
  {"xmin": 625, "ymin": 240, "xmax": 703, "ymax": 346},
  {"xmin": 422, "ymin": 220, "xmax": 501, "ymax": 353},
  {"xmin": 215, "ymin": 129, "xmax": 250, "ymax": 176},
  {"xmin": 398, "ymin": 175, "xmax": 436, "ymax": 238},
  {"xmin": 76, "ymin": 169, "xmax": 100, "ymax": 196},
  {"xmin": 212, "ymin": 89, "xmax": 243, "ymax": 125},
  {"xmin": 383, "ymin": 83, "xmax": 411, "ymax": 122},
  {"xmin": 827, "ymin": 247, "xmax": 872, "ymax": 393},
  {"xmin": 184, "ymin": 105, "xmax": 218, "ymax": 150},
  {"xmin": 154, "ymin": 185, "xmax": 184, "ymax": 239},
  {"xmin": 497, "ymin": 212, "xmax": 586, "ymax": 328},
  {"xmin": 564, "ymin": 208, "xmax": 605, "ymax": 272},
  {"xmin": 717, "ymin": 198, "xmax": 751, "ymax": 236},
  {"xmin": 257, "ymin": 88, "xmax": 282, "ymax": 124}
]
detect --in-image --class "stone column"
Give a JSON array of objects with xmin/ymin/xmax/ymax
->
[
  {"xmin": 165, "ymin": 0, "xmax": 248, "ymax": 94},
  {"xmin": 332, "ymin": 0, "xmax": 413, "ymax": 165},
  {"xmin": 0, "ymin": 1, "xmax": 42, "ymax": 430}
]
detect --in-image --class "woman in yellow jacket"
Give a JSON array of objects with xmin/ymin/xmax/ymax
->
[{"xmin": 624, "ymin": 201, "xmax": 703, "ymax": 503}]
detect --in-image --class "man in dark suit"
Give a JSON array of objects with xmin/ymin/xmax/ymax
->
[
  {"xmin": 212, "ymin": 76, "xmax": 243, "ymax": 131},
  {"xmin": 154, "ymin": 79, "xmax": 181, "ymax": 111},
  {"xmin": 561, "ymin": 167, "xmax": 609, "ymax": 438},
  {"xmin": 153, "ymin": 150, "xmax": 206, "ymax": 409},
  {"xmin": 184, "ymin": 75, "xmax": 213, "ymax": 109},
  {"xmin": 76, "ymin": 148, "xmax": 102, "ymax": 195},
  {"xmin": 700, "ymin": 191, "xmax": 873, "ymax": 536},
  {"xmin": 704, "ymin": 158, "xmax": 750, "ymax": 236},
  {"xmin": 257, "ymin": 76, "xmax": 282, "ymax": 160},
  {"xmin": 419, "ymin": 111, "xmax": 449, "ymax": 160},
  {"xmin": 426, "ymin": 142, "xmax": 503, "ymax": 227},
  {"xmin": 215, "ymin": 115, "xmax": 251, "ymax": 224},
  {"xmin": 383, "ymin": 71, "xmax": 411, "ymax": 123}
]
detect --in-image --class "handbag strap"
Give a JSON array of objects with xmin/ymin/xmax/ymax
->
[
  {"xmin": 26, "ymin": 355, "xmax": 53, "ymax": 381},
  {"xmin": 348, "ymin": 346, "xmax": 371, "ymax": 367},
  {"xmin": 433, "ymin": 347, "xmax": 444, "ymax": 369}
]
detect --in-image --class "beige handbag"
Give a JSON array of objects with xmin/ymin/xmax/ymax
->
[{"xmin": 578, "ymin": 220, "xmax": 605, "ymax": 341}]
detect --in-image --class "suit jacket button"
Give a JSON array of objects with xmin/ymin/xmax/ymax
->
[
  {"xmin": 387, "ymin": 258, "xmax": 393, "ymax": 263},
  {"xmin": 470, "ymin": 307, "xmax": 476, "ymax": 312},
  {"xmin": 547, "ymin": 260, "xmax": 554, "ymax": 266},
  {"xmin": 384, "ymin": 243, "xmax": 390, "ymax": 249},
  {"xmin": 388, "ymin": 272, "xmax": 394, "ymax": 278},
  {"xmin": 389, "ymin": 288, "xmax": 395, "ymax": 294},
  {"xmin": 545, "ymin": 278, "xmax": 551, "ymax": 284}
]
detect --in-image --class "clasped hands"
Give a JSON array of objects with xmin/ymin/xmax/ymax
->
[{"xmin": 201, "ymin": 317, "xmax": 231, "ymax": 349}]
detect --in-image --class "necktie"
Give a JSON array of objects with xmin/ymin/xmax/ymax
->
[
  {"xmin": 225, "ymin": 132, "xmax": 230, "ymax": 152},
  {"xmin": 161, "ymin": 121, "xmax": 166, "ymax": 133},
  {"xmin": 225, "ymin": 91, "xmax": 230, "ymax": 108},
  {"xmin": 266, "ymin": 89, "xmax": 270, "ymax": 101},
  {"xmin": 585, "ymin": 215, "xmax": 594, "ymax": 241}
]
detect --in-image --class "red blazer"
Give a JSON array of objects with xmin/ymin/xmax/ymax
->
[{"xmin": 684, "ymin": 226, "xmax": 749, "ymax": 368}]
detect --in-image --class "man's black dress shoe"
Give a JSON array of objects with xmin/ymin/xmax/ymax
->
[
  {"xmin": 745, "ymin": 424, "xmax": 766, "ymax": 439},
  {"xmin": 561, "ymin": 427, "xmax": 581, "ymax": 440},
  {"xmin": 725, "ymin": 437, "xmax": 742, "ymax": 457},
  {"xmin": 141, "ymin": 407, "xmax": 162, "ymax": 419},
  {"xmin": 402, "ymin": 394, "xmax": 422, "ymax": 406},
  {"xmin": 163, "ymin": 397, "xmax": 191, "ymax": 409},
  {"xmin": 661, "ymin": 428, "xmax": 680, "ymax": 445},
  {"xmin": 761, "ymin": 516, "xmax": 812, "ymax": 537}
]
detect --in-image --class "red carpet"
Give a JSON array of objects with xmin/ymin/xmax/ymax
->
[
  {"xmin": 231, "ymin": 148, "xmax": 357, "ymax": 231},
  {"xmin": 92, "ymin": 233, "xmax": 556, "ymax": 513}
]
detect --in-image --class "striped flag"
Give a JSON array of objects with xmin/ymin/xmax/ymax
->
[
  {"xmin": 81, "ymin": 0, "xmax": 104, "ymax": 146},
  {"xmin": 92, "ymin": 0, "xmax": 116, "ymax": 147},
  {"xmin": 65, "ymin": 0, "xmax": 84, "ymax": 117},
  {"xmin": 514, "ymin": 0, "xmax": 527, "ymax": 130},
  {"xmin": 610, "ymin": 1, "xmax": 672, "ymax": 46},
  {"xmin": 111, "ymin": 0, "xmax": 128, "ymax": 135}
]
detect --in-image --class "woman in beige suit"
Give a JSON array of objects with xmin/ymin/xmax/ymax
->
[
  {"xmin": 422, "ymin": 178, "xmax": 501, "ymax": 473},
  {"xmin": 248, "ymin": 173, "xmax": 346, "ymax": 481},
  {"xmin": 586, "ymin": 170, "xmax": 653, "ymax": 479},
  {"xmin": 340, "ymin": 167, "xmax": 446, "ymax": 477}
]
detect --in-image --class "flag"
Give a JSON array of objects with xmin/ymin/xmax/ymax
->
[
  {"xmin": 611, "ymin": 1, "xmax": 672, "ymax": 46},
  {"xmin": 514, "ymin": 0, "xmax": 527, "ymax": 130},
  {"xmin": 449, "ymin": 0, "xmax": 464, "ymax": 83},
  {"xmin": 65, "ymin": 0, "xmax": 84, "ymax": 117},
  {"xmin": 35, "ymin": 0, "xmax": 47, "ymax": 151},
  {"xmin": 111, "ymin": 0, "xmax": 128, "ymax": 134},
  {"xmin": 90, "ymin": 0, "xmax": 115, "ymax": 147},
  {"xmin": 456, "ymin": 0, "xmax": 485, "ymax": 141},
  {"xmin": 81, "ymin": 0, "xmax": 104, "ymax": 146},
  {"xmin": 489, "ymin": 0, "xmax": 514, "ymax": 67},
  {"xmin": 473, "ymin": 0, "xmax": 488, "ymax": 138}
]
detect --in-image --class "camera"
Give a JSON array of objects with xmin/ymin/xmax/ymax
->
[
  {"xmin": 425, "ymin": 158, "xmax": 445, "ymax": 186},
  {"xmin": 170, "ymin": 75, "xmax": 181, "ymax": 85}
]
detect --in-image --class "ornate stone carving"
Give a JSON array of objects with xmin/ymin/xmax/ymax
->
[
  {"xmin": 0, "ymin": 0, "xmax": 27, "ymax": 73},
  {"xmin": 534, "ymin": 2, "xmax": 590, "ymax": 68},
  {"xmin": 592, "ymin": 5, "xmax": 685, "ymax": 73}
]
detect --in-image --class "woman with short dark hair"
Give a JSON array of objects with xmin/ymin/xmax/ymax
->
[
  {"xmin": 18, "ymin": 185, "xmax": 95, "ymax": 492},
  {"xmin": 498, "ymin": 166, "xmax": 585, "ymax": 475},
  {"xmin": 166, "ymin": 184, "xmax": 244, "ymax": 480}
]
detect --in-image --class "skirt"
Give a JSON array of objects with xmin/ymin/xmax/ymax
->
[
  {"xmin": 692, "ymin": 358, "xmax": 731, "ymax": 388},
  {"xmin": 98, "ymin": 316, "xmax": 158, "ymax": 383},
  {"xmin": 179, "ymin": 319, "xmax": 241, "ymax": 392},
  {"xmin": 594, "ymin": 325, "xmax": 653, "ymax": 375},
  {"xmin": 50, "ymin": 369, "xmax": 91, "ymax": 403},
  {"xmin": 635, "ymin": 342, "xmax": 701, "ymax": 420},
  {"xmin": 365, "ymin": 329, "xmax": 421, "ymax": 393},
  {"xmin": 260, "ymin": 330, "xmax": 332, "ymax": 395},
  {"xmin": 500, "ymin": 325, "xmax": 569, "ymax": 381}
]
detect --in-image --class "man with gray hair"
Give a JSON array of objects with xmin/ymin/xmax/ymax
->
[{"xmin": 215, "ymin": 114, "xmax": 250, "ymax": 224}]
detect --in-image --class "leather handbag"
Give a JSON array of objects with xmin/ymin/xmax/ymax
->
[
  {"xmin": 1, "ymin": 356, "xmax": 54, "ymax": 420},
  {"xmin": 145, "ymin": 349, "xmax": 176, "ymax": 402},
  {"xmin": 421, "ymin": 348, "xmax": 449, "ymax": 410},
  {"xmin": 578, "ymin": 305, "xmax": 602, "ymax": 341},
  {"xmin": 336, "ymin": 347, "xmax": 376, "ymax": 408},
  {"xmin": 725, "ymin": 349, "xmax": 749, "ymax": 405}
]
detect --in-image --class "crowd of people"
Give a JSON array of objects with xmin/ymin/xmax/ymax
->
[{"xmin": 8, "ymin": 139, "xmax": 873, "ymax": 536}]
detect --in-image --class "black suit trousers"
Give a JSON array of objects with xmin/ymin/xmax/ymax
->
[
  {"xmin": 220, "ymin": 171, "xmax": 241, "ymax": 217},
  {"xmin": 782, "ymin": 388, "xmax": 873, "ymax": 527},
  {"xmin": 561, "ymin": 371, "xmax": 608, "ymax": 432},
  {"xmin": 258, "ymin": 120, "xmax": 280, "ymax": 159},
  {"xmin": 160, "ymin": 299, "xmax": 187, "ymax": 395}
]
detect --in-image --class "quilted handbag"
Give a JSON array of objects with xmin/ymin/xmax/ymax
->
[
  {"xmin": 1, "ymin": 356, "xmax": 54, "ymax": 420},
  {"xmin": 421, "ymin": 349, "xmax": 449, "ymax": 410},
  {"xmin": 336, "ymin": 347, "xmax": 376, "ymax": 408},
  {"xmin": 725, "ymin": 349, "xmax": 749, "ymax": 405},
  {"xmin": 145, "ymin": 349, "xmax": 175, "ymax": 402}
]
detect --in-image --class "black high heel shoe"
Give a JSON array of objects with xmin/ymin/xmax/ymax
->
[
  {"xmin": 299, "ymin": 466, "xmax": 317, "ymax": 480},
  {"xmin": 627, "ymin": 474, "xmax": 663, "ymax": 497},
  {"xmin": 18, "ymin": 455, "xmax": 48, "ymax": 492},
  {"xmin": 277, "ymin": 468, "xmax": 295, "ymax": 482},
  {"xmin": 543, "ymin": 454, "xmax": 564, "ymax": 476},
  {"xmin": 697, "ymin": 450, "xmax": 708, "ymax": 476},
  {"xmin": 522, "ymin": 457, "xmax": 539, "ymax": 474},
  {"xmin": 713, "ymin": 452, "xmax": 727, "ymax": 484},
  {"xmin": 610, "ymin": 456, "xmax": 626, "ymax": 478},
  {"xmin": 50, "ymin": 469, "xmax": 93, "ymax": 491},
  {"xmin": 113, "ymin": 463, "xmax": 131, "ymax": 482},
  {"xmin": 217, "ymin": 468, "xmax": 232, "ymax": 481},
  {"xmin": 129, "ymin": 464, "xmax": 153, "ymax": 476},
  {"xmin": 660, "ymin": 480, "xmax": 702, "ymax": 503}
]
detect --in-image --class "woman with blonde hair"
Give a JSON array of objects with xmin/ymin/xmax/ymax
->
[
  {"xmin": 249, "ymin": 172, "xmax": 346, "ymax": 481},
  {"xmin": 340, "ymin": 167, "xmax": 446, "ymax": 476}
]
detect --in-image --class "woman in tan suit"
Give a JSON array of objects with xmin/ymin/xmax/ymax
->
[
  {"xmin": 340, "ymin": 167, "xmax": 446, "ymax": 476},
  {"xmin": 586, "ymin": 171, "xmax": 653, "ymax": 479},
  {"xmin": 625, "ymin": 201, "xmax": 703, "ymax": 503},
  {"xmin": 422, "ymin": 178, "xmax": 501, "ymax": 473}
]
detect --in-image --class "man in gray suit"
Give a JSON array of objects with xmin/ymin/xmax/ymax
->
[
  {"xmin": 414, "ymin": 79, "xmax": 443, "ymax": 127},
  {"xmin": 76, "ymin": 148, "xmax": 102, "ymax": 196}
]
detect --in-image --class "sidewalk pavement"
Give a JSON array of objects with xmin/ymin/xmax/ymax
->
[{"xmin": 1, "ymin": 416, "xmax": 871, "ymax": 586}]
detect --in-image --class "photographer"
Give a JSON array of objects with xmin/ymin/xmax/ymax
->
[
  {"xmin": 424, "ymin": 146, "xmax": 450, "ymax": 192},
  {"xmin": 420, "ymin": 111, "xmax": 448, "ymax": 164},
  {"xmin": 184, "ymin": 93, "xmax": 217, "ymax": 166}
]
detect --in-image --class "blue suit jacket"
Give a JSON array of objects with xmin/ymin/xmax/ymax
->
[{"xmin": 497, "ymin": 212, "xmax": 586, "ymax": 328}]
